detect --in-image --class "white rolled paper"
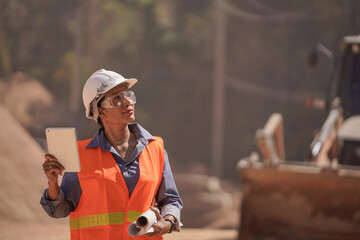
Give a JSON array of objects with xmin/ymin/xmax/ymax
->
[{"xmin": 128, "ymin": 209, "xmax": 157, "ymax": 237}]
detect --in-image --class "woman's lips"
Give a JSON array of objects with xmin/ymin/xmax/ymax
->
[{"xmin": 123, "ymin": 109, "xmax": 134, "ymax": 115}]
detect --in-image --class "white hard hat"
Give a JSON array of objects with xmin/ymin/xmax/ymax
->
[{"xmin": 82, "ymin": 69, "xmax": 137, "ymax": 120}]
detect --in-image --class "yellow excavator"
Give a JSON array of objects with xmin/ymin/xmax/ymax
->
[{"xmin": 237, "ymin": 35, "xmax": 360, "ymax": 240}]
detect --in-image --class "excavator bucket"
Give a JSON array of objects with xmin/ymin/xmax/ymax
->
[
  {"xmin": 237, "ymin": 100, "xmax": 360, "ymax": 239},
  {"xmin": 237, "ymin": 161, "xmax": 360, "ymax": 240}
]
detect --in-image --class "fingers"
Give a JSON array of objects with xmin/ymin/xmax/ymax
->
[
  {"xmin": 43, "ymin": 153, "xmax": 65, "ymax": 170},
  {"xmin": 144, "ymin": 232, "xmax": 160, "ymax": 237},
  {"xmin": 42, "ymin": 163, "xmax": 63, "ymax": 172},
  {"xmin": 150, "ymin": 206, "xmax": 161, "ymax": 220},
  {"xmin": 43, "ymin": 161, "xmax": 65, "ymax": 171},
  {"xmin": 43, "ymin": 154, "xmax": 65, "ymax": 170},
  {"xmin": 45, "ymin": 153, "xmax": 56, "ymax": 160},
  {"xmin": 145, "ymin": 222, "xmax": 169, "ymax": 237},
  {"xmin": 144, "ymin": 207, "xmax": 170, "ymax": 237}
]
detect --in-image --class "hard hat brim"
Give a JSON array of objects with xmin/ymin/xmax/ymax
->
[{"xmin": 125, "ymin": 78, "xmax": 138, "ymax": 89}]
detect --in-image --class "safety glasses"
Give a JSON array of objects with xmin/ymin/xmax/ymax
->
[{"xmin": 100, "ymin": 91, "xmax": 136, "ymax": 108}]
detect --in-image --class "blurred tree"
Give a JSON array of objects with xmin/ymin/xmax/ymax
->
[{"xmin": 1, "ymin": 0, "xmax": 357, "ymax": 180}]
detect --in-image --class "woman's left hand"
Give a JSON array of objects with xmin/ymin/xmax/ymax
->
[{"xmin": 144, "ymin": 206, "xmax": 172, "ymax": 237}]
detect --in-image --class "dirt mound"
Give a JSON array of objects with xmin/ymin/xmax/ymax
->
[
  {"xmin": 175, "ymin": 173, "xmax": 240, "ymax": 229},
  {"xmin": 0, "ymin": 72, "xmax": 54, "ymax": 126},
  {"xmin": 0, "ymin": 104, "xmax": 51, "ymax": 222},
  {"xmin": 0, "ymin": 71, "xmax": 72, "ymax": 144},
  {"xmin": 0, "ymin": 72, "xmax": 72, "ymax": 225}
]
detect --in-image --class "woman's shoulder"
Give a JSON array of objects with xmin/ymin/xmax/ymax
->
[
  {"xmin": 77, "ymin": 138, "xmax": 94, "ymax": 148},
  {"xmin": 78, "ymin": 138, "xmax": 93, "ymax": 144},
  {"xmin": 131, "ymin": 122, "xmax": 159, "ymax": 141},
  {"xmin": 153, "ymin": 136, "xmax": 163, "ymax": 144}
]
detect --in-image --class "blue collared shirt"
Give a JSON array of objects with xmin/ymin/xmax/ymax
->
[{"xmin": 40, "ymin": 123, "xmax": 182, "ymax": 230}]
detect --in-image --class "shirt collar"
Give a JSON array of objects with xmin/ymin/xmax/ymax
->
[{"xmin": 86, "ymin": 122, "xmax": 155, "ymax": 149}]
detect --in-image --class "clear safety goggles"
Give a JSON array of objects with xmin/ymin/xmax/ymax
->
[{"xmin": 100, "ymin": 91, "xmax": 136, "ymax": 108}]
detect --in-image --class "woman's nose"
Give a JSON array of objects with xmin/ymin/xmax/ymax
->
[{"xmin": 122, "ymin": 97, "xmax": 131, "ymax": 107}]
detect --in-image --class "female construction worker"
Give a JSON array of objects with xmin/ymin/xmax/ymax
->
[{"xmin": 40, "ymin": 69, "xmax": 183, "ymax": 239}]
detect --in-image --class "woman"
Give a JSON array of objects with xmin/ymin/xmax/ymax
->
[{"xmin": 41, "ymin": 69, "xmax": 182, "ymax": 239}]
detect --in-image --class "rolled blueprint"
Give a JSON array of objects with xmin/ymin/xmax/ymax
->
[{"xmin": 128, "ymin": 209, "xmax": 157, "ymax": 237}]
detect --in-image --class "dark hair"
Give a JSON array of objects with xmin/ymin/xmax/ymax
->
[
  {"xmin": 97, "ymin": 117, "xmax": 103, "ymax": 127},
  {"xmin": 96, "ymin": 99, "xmax": 104, "ymax": 127}
]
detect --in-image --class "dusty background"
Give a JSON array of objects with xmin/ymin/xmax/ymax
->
[{"xmin": 1, "ymin": 1, "xmax": 360, "ymax": 239}]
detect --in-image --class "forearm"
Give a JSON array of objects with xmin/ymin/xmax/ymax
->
[
  {"xmin": 40, "ymin": 172, "xmax": 81, "ymax": 218},
  {"xmin": 47, "ymin": 181, "xmax": 60, "ymax": 200},
  {"xmin": 156, "ymin": 150, "xmax": 183, "ymax": 231},
  {"xmin": 40, "ymin": 189, "xmax": 71, "ymax": 218}
]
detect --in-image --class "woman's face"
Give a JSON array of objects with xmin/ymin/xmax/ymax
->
[{"xmin": 98, "ymin": 85, "xmax": 135, "ymax": 125}]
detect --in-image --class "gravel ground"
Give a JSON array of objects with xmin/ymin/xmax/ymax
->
[{"xmin": 0, "ymin": 221, "xmax": 237, "ymax": 240}]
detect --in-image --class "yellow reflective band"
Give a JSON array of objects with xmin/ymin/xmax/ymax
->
[
  {"xmin": 70, "ymin": 212, "xmax": 126, "ymax": 230},
  {"xmin": 127, "ymin": 210, "xmax": 142, "ymax": 223}
]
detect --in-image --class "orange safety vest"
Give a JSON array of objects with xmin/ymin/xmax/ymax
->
[{"xmin": 69, "ymin": 137, "xmax": 165, "ymax": 240}]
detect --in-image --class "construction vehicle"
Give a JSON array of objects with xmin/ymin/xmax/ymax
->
[{"xmin": 237, "ymin": 35, "xmax": 360, "ymax": 240}]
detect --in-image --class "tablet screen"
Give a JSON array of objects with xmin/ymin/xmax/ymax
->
[{"xmin": 45, "ymin": 128, "xmax": 81, "ymax": 172}]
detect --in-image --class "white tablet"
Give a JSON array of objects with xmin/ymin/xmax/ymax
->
[{"xmin": 45, "ymin": 127, "xmax": 81, "ymax": 172}]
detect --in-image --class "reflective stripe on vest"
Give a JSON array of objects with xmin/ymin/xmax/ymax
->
[{"xmin": 70, "ymin": 211, "xmax": 142, "ymax": 230}]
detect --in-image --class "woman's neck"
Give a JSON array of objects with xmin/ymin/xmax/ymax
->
[
  {"xmin": 104, "ymin": 123, "xmax": 130, "ymax": 146},
  {"xmin": 103, "ymin": 123, "xmax": 136, "ymax": 161}
]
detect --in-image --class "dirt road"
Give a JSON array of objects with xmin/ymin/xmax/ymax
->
[{"xmin": 0, "ymin": 221, "xmax": 237, "ymax": 240}]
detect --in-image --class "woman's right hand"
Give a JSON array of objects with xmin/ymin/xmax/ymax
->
[
  {"xmin": 42, "ymin": 154, "xmax": 65, "ymax": 183},
  {"xmin": 42, "ymin": 154, "xmax": 65, "ymax": 200}
]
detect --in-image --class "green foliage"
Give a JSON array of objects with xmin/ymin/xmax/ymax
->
[
  {"xmin": 0, "ymin": 0, "xmax": 357, "ymax": 180},
  {"xmin": 101, "ymin": 1, "xmax": 143, "ymax": 57}
]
